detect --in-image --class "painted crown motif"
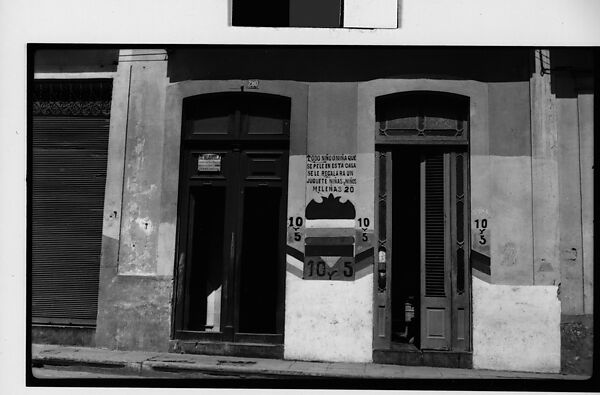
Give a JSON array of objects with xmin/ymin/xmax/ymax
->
[{"xmin": 305, "ymin": 193, "xmax": 356, "ymax": 220}]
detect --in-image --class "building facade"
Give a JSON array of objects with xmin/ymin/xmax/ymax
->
[{"xmin": 31, "ymin": 47, "xmax": 594, "ymax": 375}]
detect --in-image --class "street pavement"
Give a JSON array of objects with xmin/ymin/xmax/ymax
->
[
  {"xmin": 32, "ymin": 366, "xmax": 246, "ymax": 379},
  {"xmin": 31, "ymin": 343, "xmax": 590, "ymax": 381}
]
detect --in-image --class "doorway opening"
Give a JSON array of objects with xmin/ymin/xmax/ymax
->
[
  {"xmin": 173, "ymin": 92, "xmax": 290, "ymax": 353},
  {"xmin": 238, "ymin": 185, "xmax": 283, "ymax": 334},
  {"xmin": 391, "ymin": 148, "xmax": 421, "ymax": 348},
  {"xmin": 373, "ymin": 91, "xmax": 471, "ymax": 367},
  {"xmin": 376, "ymin": 146, "xmax": 470, "ymax": 364}
]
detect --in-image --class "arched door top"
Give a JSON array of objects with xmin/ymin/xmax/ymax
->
[{"xmin": 375, "ymin": 91, "xmax": 469, "ymax": 145}]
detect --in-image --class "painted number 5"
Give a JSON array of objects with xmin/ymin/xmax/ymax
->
[{"xmin": 474, "ymin": 218, "xmax": 488, "ymax": 245}]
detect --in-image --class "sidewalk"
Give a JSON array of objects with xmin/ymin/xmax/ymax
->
[{"xmin": 31, "ymin": 344, "xmax": 588, "ymax": 380}]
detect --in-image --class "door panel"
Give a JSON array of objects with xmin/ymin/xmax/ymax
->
[
  {"xmin": 420, "ymin": 153, "xmax": 451, "ymax": 350},
  {"xmin": 450, "ymin": 152, "xmax": 470, "ymax": 351},
  {"xmin": 240, "ymin": 150, "xmax": 287, "ymax": 181},
  {"xmin": 178, "ymin": 149, "xmax": 288, "ymax": 341},
  {"xmin": 374, "ymin": 150, "xmax": 392, "ymax": 349}
]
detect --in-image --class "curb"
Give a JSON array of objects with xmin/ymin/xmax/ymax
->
[
  {"xmin": 32, "ymin": 352, "xmax": 351, "ymax": 379},
  {"xmin": 31, "ymin": 345, "xmax": 591, "ymax": 380},
  {"xmin": 32, "ymin": 355, "xmax": 146, "ymax": 377},
  {"xmin": 33, "ymin": 356, "xmax": 372, "ymax": 379}
]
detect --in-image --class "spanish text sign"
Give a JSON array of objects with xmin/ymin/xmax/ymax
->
[
  {"xmin": 305, "ymin": 154, "xmax": 357, "ymax": 220},
  {"xmin": 304, "ymin": 153, "xmax": 357, "ymax": 281}
]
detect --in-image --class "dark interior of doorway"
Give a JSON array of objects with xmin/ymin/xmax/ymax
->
[
  {"xmin": 184, "ymin": 186, "xmax": 283, "ymax": 335},
  {"xmin": 187, "ymin": 186, "xmax": 226, "ymax": 331},
  {"xmin": 238, "ymin": 186, "xmax": 282, "ymax": 334},
  {"xmin": 391, "ymin": 148, "xmax": 421, "ymax": 348}
]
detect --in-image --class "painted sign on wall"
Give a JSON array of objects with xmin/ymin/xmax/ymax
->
[
  {"xmin": 303, "ymin": 236, "xmax": 355, "ymax": 280},
  {"xmin": 304, "ymin": 154, "xmax": 357, "ymax": 281},
  {"xmin": 471, "ymin": 208, "xmax": 491, "ymax": 281},
  {"xmin": 306, "ymin": 154, "xmax": 357, "ymax": 216}
]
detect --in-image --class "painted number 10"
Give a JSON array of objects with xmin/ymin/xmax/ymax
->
[
  {"xmin": 358, "ymin": 218, "xmax": 370, "ymax": 242},
  {"xmin": 306, "ymin": 259, "xmax": 354, "ymax": 279},
  {"xmin": 288, "ymin": 217, "xmax": 303, "ymax": 227},
  {"xmin": 474, "ymin": 219, "xmax": 487, "ymax": 229},
  {"xmin": 474, "ymin": 218, "xmax": 488, "ymax": 245},
  {"xmin": 289, "ymin": 216, "xmax": 303, "ymax": 241}
]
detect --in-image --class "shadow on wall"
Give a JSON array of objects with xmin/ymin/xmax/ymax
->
[
  {"xmin": 34, "ymin": 49, "xmax": 118, "ymax": 73},
  {"xmin": 548, "ymin": 49, "xmax": 595, "ymax": 98},
  {"xmin": 166, "ymin": 47, "xmax": 533, "ymax": 83}
]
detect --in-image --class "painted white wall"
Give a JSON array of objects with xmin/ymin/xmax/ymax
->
[
  {"xmin": 344, "ymin": 0, "xmax": 398, "ymax": 28},
  {"xmin": 472, "ymin": 276, "xmax": 561, "ymax": 373},
  {"xmin": 284, "ymin": 272, "xmax": 373, "ymax": 362}
]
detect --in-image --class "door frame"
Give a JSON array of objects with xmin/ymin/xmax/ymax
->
[
  {"xmin": 173, "ymin": 93, "xmax": 291, "ymax": 344},
  {"xmin": 374, "ymin": 144, "xmax": 472, "ymax": 352},
  {"xmin": 371, "ymin": 90, "xmax": 472, "ymax": 355},
  {"xmin": 356, "ymin": 79, "xmax": 489, "ymax": 368},
  {"xmin": 162, "ymin": 80, "xmax": 309, "ymax": 350}
]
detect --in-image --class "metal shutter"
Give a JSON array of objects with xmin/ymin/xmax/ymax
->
[{"xmin": 31, "ymin": 80, "xmax": 111, "ymax": 325}]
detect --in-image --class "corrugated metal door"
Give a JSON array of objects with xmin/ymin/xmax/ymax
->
[{"xmin": 31, "ymin": 80, "xmax": 111, "ymax": 325}]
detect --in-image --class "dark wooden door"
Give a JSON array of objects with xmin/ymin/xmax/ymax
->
[
  {"xmin": 374, "ymin": 91, "xmax": 471, "ymax": 353},
  {"xmin": 419, "ymin": 150, "xmax": 470, "ymax": 350},
  {"xmin": 419, "ymin": 152, "xmax": 452, "ymax": 350},
  {"xmin": 174, "ymin": 92, "xmax": 290, "ymax": 344},
  {"xmin": 375, "ymin": 147, "xmax": 470, "ymax": 352}
]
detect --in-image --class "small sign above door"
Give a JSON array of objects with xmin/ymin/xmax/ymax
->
[{"xmin": 197, "ymin": 153, "xmax": 222, "ymax": 172}]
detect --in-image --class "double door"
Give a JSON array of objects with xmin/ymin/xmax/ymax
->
[
  {"xmin": 375, "ymin": 147, "xmax": 470, "ymax": 351},
  {"xmin": 174, "ymin": 92, "xmax": 290, "ymax": 344}
]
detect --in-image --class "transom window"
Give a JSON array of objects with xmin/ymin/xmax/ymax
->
[{"xmin": 376, "ymin": 92, "xmax": 469, "ymax": 144}]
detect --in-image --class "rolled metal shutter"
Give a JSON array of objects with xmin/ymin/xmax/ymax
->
[{"xmin": 31, "ymin": 80, "xmax": 111, "ymax": 325}]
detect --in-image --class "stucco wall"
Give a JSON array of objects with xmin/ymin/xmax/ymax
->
[
  {"xmin": 91, "ymin": 49, "xmax": 590, "ymax": 373},
  {"xmin": 577, "ymin": 92, "xmax": 594, "ymax": 315},
  {"xmin": 284, "ymin": 83, "xmax": 374, "ymax": 362},
  {"xmin": 472, "ymin": 277, "xmax": 561, "ymax": 372},
  {"xmin": 284, "ymin": 272, "xmax": 373, "ymax": 362},
  {"xmin": 552, "ymin": 52, "xmax": 594, "ymax": 374},
  {"xmin": 487, "ymin": 81, "xmax": 535, "ymax": 286},
  {"xmin": 96, "ymin": 50, "xmax": 173, "ymax": 351},
  {"xmin": 118, "ymin": 55, "xmax": 168, "ymax": 275},
  {"xmin": 489, "ymin": 155, "xmax": 534, "ymax": 285},
  {"xmin": 474, "ymin": 77, "xmax": 564, "ymax": 372},
  {"xmin": 556, "ymin": 86, "xmax": 588, "ymax": 316}
]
